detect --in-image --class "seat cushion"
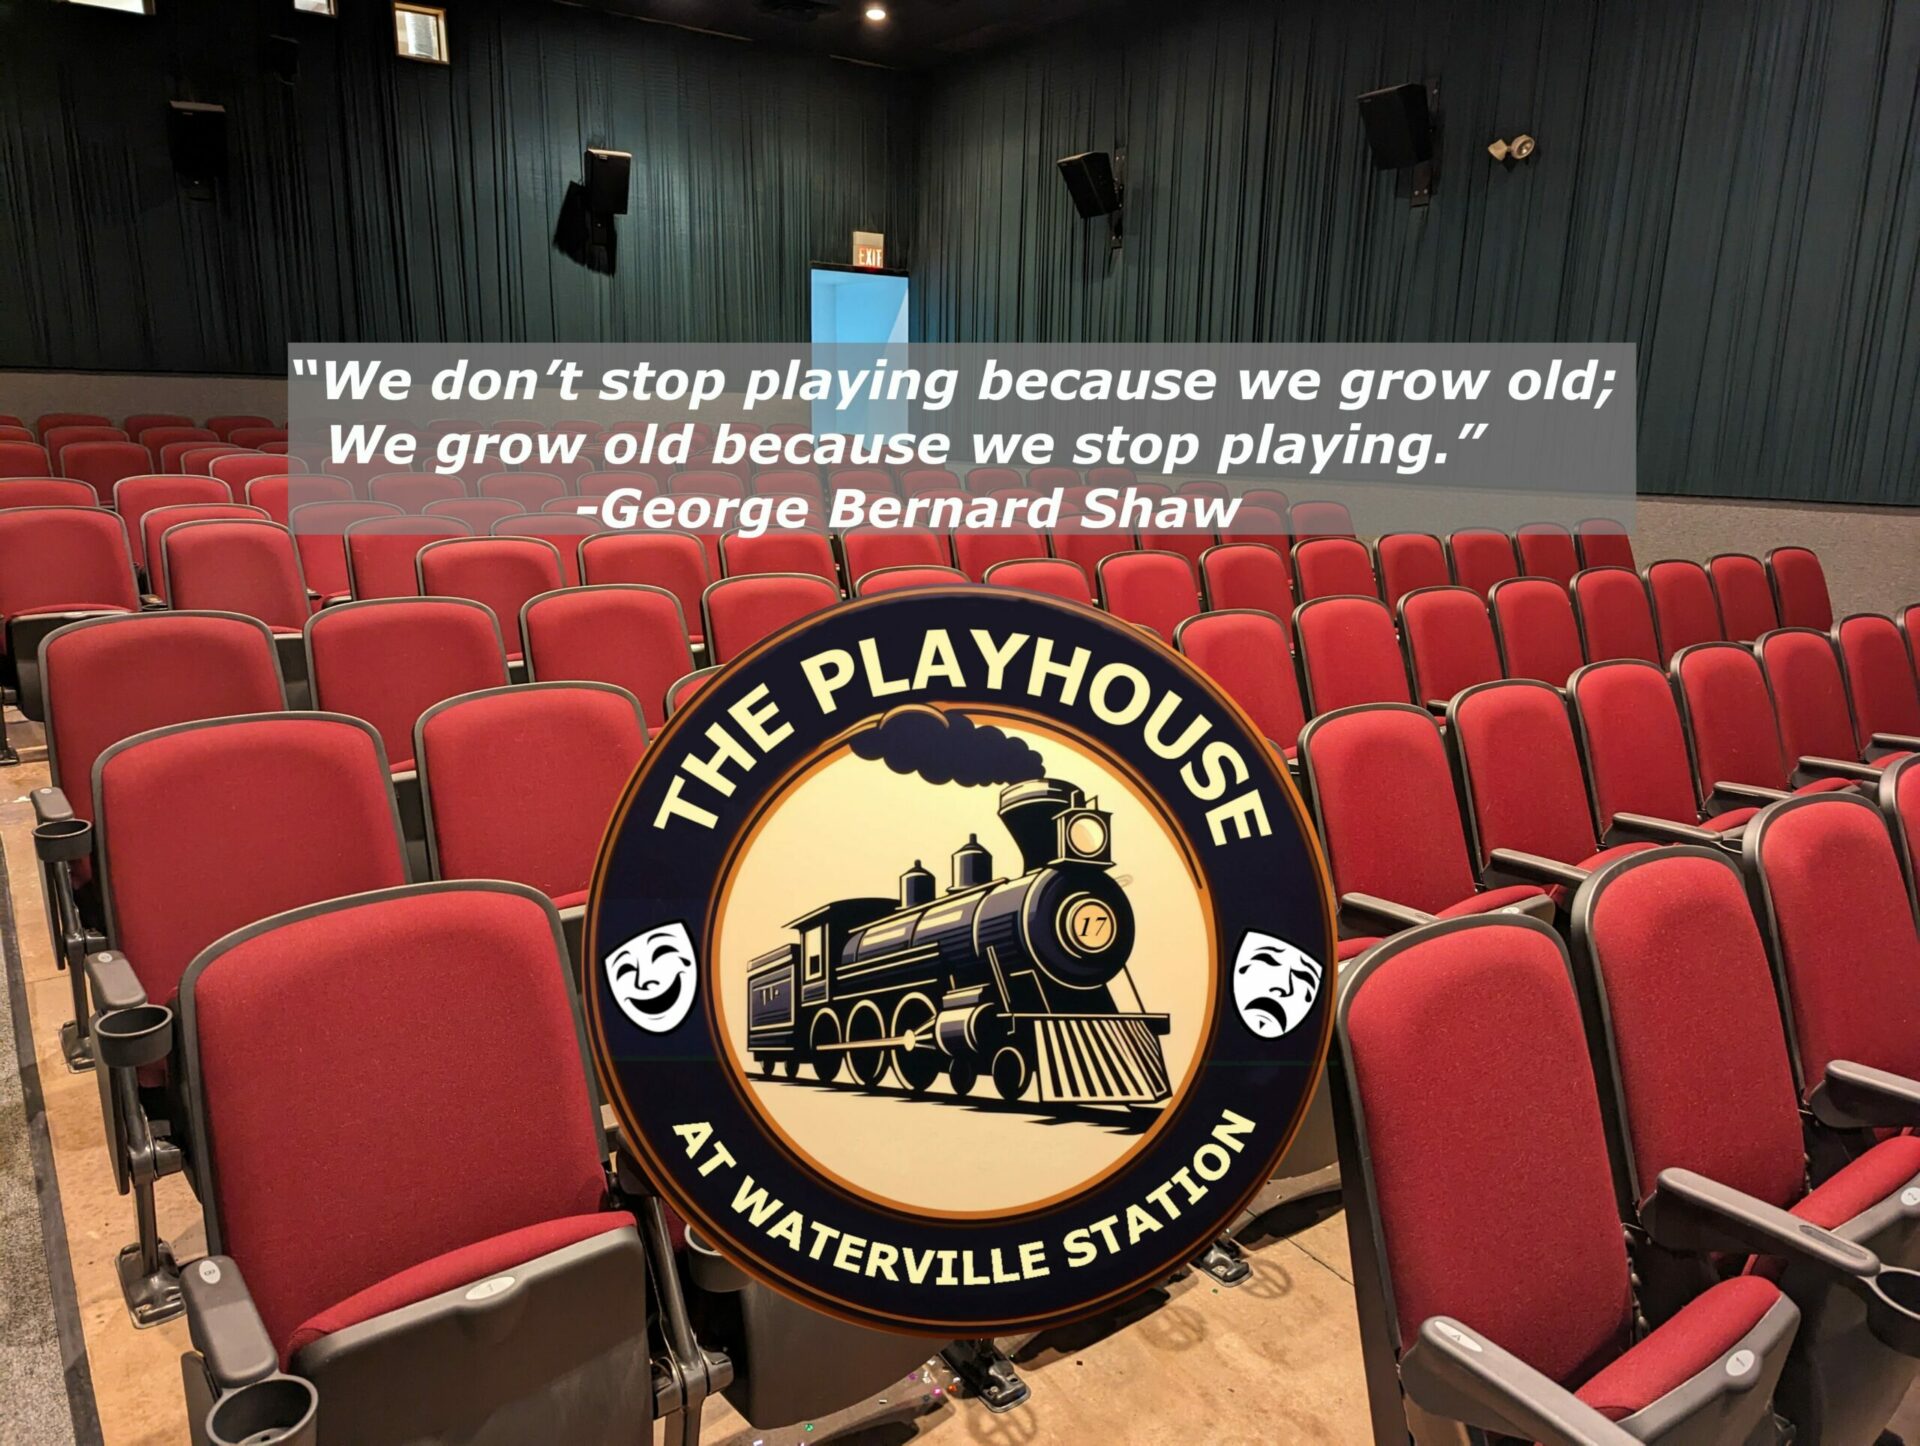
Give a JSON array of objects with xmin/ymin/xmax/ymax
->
[
  {"xmin": 1573, "ymin": 1275, "xmax": 1782, "ymax": 1420},
  {"xmin": 1436, "ymin": 884, "xmax": 1548, "ymax": 919},
  {"xmin": 287, "ymin": 1210, "xmax": 635, "ymax": 1363},
  {"xmin": 1790, "ymin": 1134, "xmax": 1920, "ymax": 1233},
  {"xmin": 1700, "ymin": 806, "xmax": 1759, "ymax": 832},
  {"xmin": 1791, "ymin": 777, "xmax": 1859, "ymax": 796}
]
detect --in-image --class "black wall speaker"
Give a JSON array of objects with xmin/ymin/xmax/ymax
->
[
  {"xmin": 1056, "ymin": 151, "xmax": 1121, "ymax": 219},
  {"xmin": 584, "ymin": 148, "xmax": 631, "ymax": 215},
  {"xmin": 168, "ymin": 101, "xmax": 228, "ymax": 200},
  {"xmin": 1356, "ymin": 83, "xmax": 1434, "ymax": 170}
]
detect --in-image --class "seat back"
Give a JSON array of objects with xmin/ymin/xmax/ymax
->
[
  {"xmin": 1672, "ymin": 642, "xmax": 1793, "ymax": 798},
  {"xmin": 1570, "ymin": 849, "xmax": 1806, "ymax": 1210},
  {"xmin": 666, "ymin": 667, "xmax": 717, "ymax": 714},
  {"xmin": 1175, "ymin": 611, "xmax": 1305, "ymax": 751},
  {"xmin": 1708, "ymin": 553, "xmax": 1779, "ymax": 641},
  {"xmin": 702, "ymin": 573, "xmax": 839, "ymax": 663},
  {"xmin": 1644, "ymin": 559, "xmax": 1725, "ymax": 663},
  {"xmin": 983, "ymin": 557, "xmax": 1094, "ymax": 605},
  {"xmin": 899, "ymin": 467, "xmax": 960, "ymax": 497},
  {"xmin": 1753, "ymin": 628, "xmax": 1861, "ymax": 767},
  {"xmin": 722, "ymin": 528, "xmax": 838, "ymax": 585},
  {"xmin": 753, "ymin": 469, "xmax": 825, "ymax": 504},
  {"xmin": 1292, "ymin": 536, "xmax": 1378, "ymax": 602},
  {"xmin": 1574, "ymin": 518, "xmax": 1636, "ymax": 571},
  {"xmin": 0, "ymin": 506, "xmax": 140, "ymax": 626},
  {"xmin": 1398, "ymin": 586, "xmax": 1502, "ymax": 707},
  {"xmin": 1049, "ymin": 525, "xmax": 1134, "ymax": 583},
  {"xmin": 1767, "ymin": 547, "xmax": 1833, "ymax": 631},
  {"xmin": 1287, "ymin": 499, "xmax": 1355, "ymax": 538},
  {"xmin": 841, "ymin": 528, "xmax": 948, "ymax": 587},
  {"xmin": 828, "ymin": 467, "xmax": 896, "ymax": 502},
  {"xmin": 141, "ymin": 505, "xmax": 269, "ymax": 598},
  {"xmin": 855, "ymin": 565, "xmax": 969, "ymax": 596},
  {"xmin": 1487, "ymin": 578, "xmax": 1583, "ymax": 685},
  {"xmin": 344, "ymin": 516, "xmax": 469, "ymax": 599},
  {"xmin": 1096, "ymin": 550, "xmax": 1201, "ymax": 642},
  {"xmin": 1568, "ymin": 660, "xmax": 1703, "ymax": 835},
  {"xmin": 670, "ymin": 469, "xmax": 747, "ymax": 499},
  {"xmin": 1514, "ymin": 523, "xmax": 1580, "ymax": 586},
  {"xmin": 522, "ymin": 584, "xmax": 690, "ymax": 728},
  {"xmin": 122, "ymin": 413, "xmax": 193, "ymax": 437},
  {"xmin": 178, "ymin": 444, "xmax": 248, "ymax": 478},
  {"xmin": 370, "ymin": 473, "xmax": 468, "ymax": 513},
  {"xmin": 418, "ymin": 684, "xmax": 647, "ymax": 904},
  {"xmin": 1449, "ymin": 679, "xmax": 1602, "ymax": 868},
  {"xmin": 210, "ymin": 453, "xmax": 303, "ymax": 498},
  {"xmin": 0, "ymin": 441, "xmax": 53, "ymax": 479},
  {"xmin": 953, "ymin": 530, "xmax": 1048, "ymax": 582},
  {"xmin": 1834, "ymin": 612, "xmax": 1920, "ymax": 747},
  {"xmin": 1198, "ymin": 542, "xmax": 1294, "ymax": 618},
  {"xmin": 1335, "ymin": 915, "xmax": 1635, "ymax": 1388},
  {"xmin": 95, "ymin": 714, "xmax": 409, "ymax": 1007},
  {"xmin": 0, "ymin": 479, "xmax": 98, "ymax": 508},
  {"xmin": 247, "ymin": 475, "xmax": 353, "ymax": 527},
  {"xmin": 139, "ymin": 425, "xmax": 217, "ymax": 456},
  {"xmin": 178, "ymin": 882, "xmax": 610, "ymax": 1361},
  {"xmin": 205, "ymin": 414, "xmax": 274, "ymax": 441},
  {"xmin": 43, "ymin": 613, "xmax": 286, "ymax": 820},
  {"xmin": 113, "ymin": 475, "xmax": 230, "ymax": 569},
  {"xmin": 964, "ymin": 466, "xmax": 1023, "ymax": 495},
  {"xmin": 162, "ymin": 520, "xmax": 310, "ymax": 631},
  {"xmin": 1446, "ymin": 529, "xmax": 1521, "ymax": 599},
  {"xmin": 1881, "ymin": 756, "xmax": 1920, "ymax": 921},
  {"xmin": 46, "ymin": 425, "xmax": 130, "ymax": 469},
  {"xmin": 1293, "ymin": 595, "xmax": 1410, "ymax": 714},
  {"xmin": 477, "ymin": 472, "xmax": 567, "ymax": 511},
  {"xmin": 1372, "ymin": 533, "xmax": 1448, "ymax": 609},
  {"xmin": 1299, "ymin": 705, "xmax": 1477, "ymax": 911},
  {"xmin": 306, "ymin": 599, "xmax": 509, "ymax": 771},
  {"xmin": 1746, "ymin": 794, "xmax": 1920, "ymax": 1093},
  {"xmin": 423, "ymin": 496, "xmax": 522, "ymax": 533},
  {"xmin": 38, "ymin": 411, "xmax": 112, "ymax": 433},
  {"xmin": 59, "ymin": 440, "xmax": 153, "ymax": 503},
  {"xmin": 578, "ymin": 470, "xmax": 660, "ymax": 500},
  {"xmin": 579, "ymin": 532, "xmax": 710, "ymax": 644},
  {"xmin": 1571, "ymin": 566, "xmax": 1660, "ymax": 664},
  {"xmin": 488, "ymin": 515, "xmax": 596, "ymax": 586},
  {"xmin": 415, "ymin": 538, "xmax": 565, "ymax": 660},
  {"xmin": 289, "ymin": 501, "xmax": 404, "ymax": 604}
]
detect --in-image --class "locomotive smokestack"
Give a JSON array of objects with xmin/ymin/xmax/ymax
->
[
  {"xmin": 950, "ymin": 835, "xmax": 992, "ymax": 893},
  {"xmin": 998, "ymin": 778, "xmax": 1086, "ymax": 872},
  {"xmin": 900, "ymin": 859, "xmax": 935, "ymax": 908}
]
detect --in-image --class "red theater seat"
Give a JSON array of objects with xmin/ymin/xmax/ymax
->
[
  {"xmin": 702, "ymin": 573, "xmax": 838, "ymax": 663},
  {"xmin": 671, "ymin": 469, "xmax": 747, "ymax": 499},
  {"xmin": 489, "ymin": 514, "xmax": 597, "ymax": 587},
  {"xmin": 205, "ymin": 413, "xmax": 275, "ymax": 441},
  {"xmin": 0, "ymin": 479, "xmax": 99, "ymax": 508},
  {"xmin": 1707, "ymin": 553, "xmax": 1779, "ymax": 641},
  {"xmin": 140, "ymin": 426, "xmax": 218, "ymax": 459},
  {"xmin": 1096, "ymin": 550, "xmax": 1199, "ymax": 643},
  {"xmin": 853, "ymin": 565, "xmax": 968, "ymax": 596},
  {"xmin": 211, "ymin": 451, "xmax": 305, "ymax": 498},
  {"xmin": 228, "ymin": 427, "xmax": 287, "ymax": 450},
  {"xmin": 580, "ymin": 532, "xmax": 710, "ymax": 646},
  {"xmin": 1198, "ymin": 542, "xmax": 1293, "ymax": 619},
  {"xmin": 161, "ymin": 520, "xmax": 311, "ymax": 636},
  {"xmin": 964, "ymin": 466, "xmax": 1024, "ymax": 495},
  {"xmin": 983, "ymin": 557, "xmax": 1093, "ymax": 605},
  {"xmin": 954, "ymin": 529, "xmax": 1048, "ymax": 582},
  {"xmin": 288, "ymin": 500, "xmax": 404, "ymax": 607},
  {"xmin": 1834, "ymin": 613, "xmax": 1920, "ymax": 758},
  {"xmin": 415, "ymin": 538, "xmax": 565, "ymax": 662},
  {"xmin": 1670, "ymin": 642, "xmax": 1852, "ymax": 816},
  {"xmin": 178, "ymin": 445, "xmax": 248, "ymax": 478},
  {"xmin": 0, "ymin": 441, "xmax": 55, "ymax": 479},
  {"xmin": 417, "ymin": 684, "xmax": 646, "ymax": 914},
  {"xmin": 1287, "ymin": 499, "xmax": 1354, "ymax": 538},
  {"xmin": 1514, "ymin": 523, "xmax": 1580, "ymax": 585},
  {"xmin": 1488, "ymin": 577, "xmax": 1584, "ymax": 685},
  {"xmin": 113, "ymin": 475, "xmax": 230, "ymax": 571},
  {"xmin": 1292, "ymin": 595, "xmax": 1410, "ymax": 714},
  {"xmin": 478, "ymin": 472, "xmax": 568, "ymax": 512},
  {"xmin": 1372, "ymin": 532, "xmax": 1448, "ymax": 609},
  {"xmin": 1292, "ymin": 536, "xmax": 1378, "ymax": 602},
  {"xmin": 306, "ymin": 598, "xmax": 508, "ymax": 774},
  {"xmin": 900, "ymin": 468, "xmax": 961, "ymax": 497},
  {"xmin": 1767, "ymin": 546, "xmax": 1833, "ymax": 630},
  {"xmin": 841, "ymin": 528, "xmax": 949, "ymax": 587},
  {"xmin": 722, "ymin": 527, "xmax": 838, "ymax": 585},
  {"xmin": 1333, "ymin": 912, "xmax": 1799, "ymax": 1445},
  {"xmin": 140, "ymin": 505, "xmax": 269, "ymax": 601},
  {"xmin": 45, "ymin": 425, "xmax": 130, "ymax": 470},
  {"xmin": 1175, "ymin": 610, "xmax": 1304, "ymax": 756},
  {"xmin": 753, "ymin": 469, "xmax": 826, "ymax": 505},
  {"xmin": 1049, "ymin": 523, "xmax": 1134, "ymax": 584},
  {"xmin": 522, "ymin": 584, "xmax": 692, "ymax": 729},
  {"xmin": 1575, "ymin": 517, "xmax": 1636, "ymax": 571},
  {"xmin": 1644, "ymin": 559, "xmax": 1725, "ymax": 663},
  {"xmin": 423, "ymin": 496, "xmax": 522, "ymax": 533},
  {"xmin": 0, "ymin": 506, "xmax": 141, "ymax": 710},
  {"xmin": 577, "ymin": 470, "xmax": 660, "ymax": 500},
  {"xmin": 344, "ymin": 516, "xmax": 469, "ymax": 599},
  {"xmin": 1753, "ymin": 628, "xmax": 1898, "ymax": 779},
  {"xmin": 37, "ymin": 411, "xmax": 111, "ymax": 434},
  {"xmin": 1446, "ymin": 528, "xmax": 1521, "ymax": 599},
  {"xmin": 122, "ymin": 413, "xmax": 192, "ymax": 437},
  {"xmin": 1572, "ymin": 566, "xmax": 1660, "ymax": 664},
  {"xmin": 58, "ymin": 440, "xmax": 152, "ymax": 502},
  {"xmin": 665, "ymin": 667, "xmax": 718, "ymax": 713},
  {"xmin": 245, "ymin": 475, "xmax": 353, "ymax": 528},
  {"xmin": 1398, "ymin": 586, "xmax": 1502, "ymax": 711},
  {"xmin": 370, "ymin": 473, "xmax": 468, "ymax": 513}
]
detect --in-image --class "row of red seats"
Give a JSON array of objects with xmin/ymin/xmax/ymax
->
[{"xmin": 1, "ymin": 410, "xmax": 281, "ymax": 439}]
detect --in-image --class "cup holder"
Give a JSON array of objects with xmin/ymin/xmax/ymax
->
[
  {"xmin": 1866, "ymin": 1266, "xmax": 1920, "ymax": 1356},
  {"xmin": 685, "ymin": 1227, "xmax": 750, "ymax": 1293},
  {"xmin": 205, "ymin": 1375, "xmax": 317, "ymax": 1446},
  {"xmin": 92, "ymin": 1003, "xmax": 173, "ymax": 1070},
  {"xmin": 33, "ymin": 815, "xmax": 91, "ymax": 862}
]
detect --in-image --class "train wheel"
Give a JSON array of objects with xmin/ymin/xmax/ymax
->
[
  {"xmin": 890, "ymin": 995, "xmax": 940, "ymax": 1094},
  {"xmin": 809, "ymin": 1012, "xmax": 843, "ymax": 1083},
  {"xmin": 948, "ymin": 1059, "xmax": 979, "ymax": 1097},
  {"xmin": 846, "ymin": 1002, "xmax": 888, "ymax": 1089},
  {"xmin": 991, "ymin": 1046, "xmax": 1031, "ymax": 1102}
]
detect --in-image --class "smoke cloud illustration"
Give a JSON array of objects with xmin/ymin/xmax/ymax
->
[{"xmin": 849, "ymin": 705, "xmax": 1045, "ymax": 787}]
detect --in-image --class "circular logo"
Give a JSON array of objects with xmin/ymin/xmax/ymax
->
[{"xmin": 586, "ymin": 588, "xmax": 1335, "ymax": 1335}]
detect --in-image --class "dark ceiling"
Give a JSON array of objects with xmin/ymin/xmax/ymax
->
[{"xmin": 567, "ymin": 0, "xmax": 1112, "ymax": 70}]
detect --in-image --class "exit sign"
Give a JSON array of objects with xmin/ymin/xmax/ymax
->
[{"xmin": 853, "ymin": 231, "xmax": 885, "ymax": 268}]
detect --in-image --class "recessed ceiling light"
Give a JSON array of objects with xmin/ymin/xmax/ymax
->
[{"xmin": 863, "ymin": 4, "xmax": 888, "ymax": 20}]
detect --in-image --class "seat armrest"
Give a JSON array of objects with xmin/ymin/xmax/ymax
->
[
  {"xmin": 32, "ymin": 787, "xmax": 94, "ymax": 864},
  {"xmin": 1811, "ymin": 1059, "xmax": 1920, "ymax": 1131},
  {"xmin": 183, "ymin": 1256, "xmax": 279, "ymax": 1391},
  {"xmin": 1715, "ymin": 781, "xmax": 1790, "ymax": 804},
  {"xmin": 1399, "ymin": 1317, "xmax": 1640, "ymax": 1446},
  {"xmin": 1338, "ymin": 893, "xmax": 1436, "ymax": 933},
  {"xmin": 87, "ymin": 951, "xmax": 149, "ymax": 1014},
  {"xmin": 1609, "ymin": 812, "xmax": 1720, "ymax": 847},
  {"xmin": 1643, "ymin": 1168, "xmax": 1878, "ymax": 1281},
  {"xmin": 1797, "ymin": 755, "xmax": 1881, "ymax": 781},
  {"xmin": 1872, "ymin": 732, "xmax": 1920, "ymax": 753},
  {"xmin": 87, "ymin": 952, "xmax": 174, "ymax": 1071},
  {"xmin": 1424, "ymin": 698, "xmax": 1450, "ymax": 716},
  {"xmin": 31, "ymin": 786, "xmax": 73, "ymax": 827},
  {"xmin": 1487, "ymin": 848, "xmax": 1588, "ymax": 890}
]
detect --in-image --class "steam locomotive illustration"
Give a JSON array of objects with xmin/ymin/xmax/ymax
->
[{"xmin": 745, "ymin": 777, "xmax": 1173, "ymax": 1108}]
